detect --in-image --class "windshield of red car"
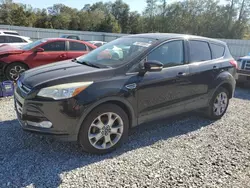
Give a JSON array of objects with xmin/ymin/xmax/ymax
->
[
  {"xmin": 76, "ymin": 37, "xmax": 156, "ymax": 68},
  {"xmin": 20, "ymin": 39, "xmax": 47, "ymax": 51}
]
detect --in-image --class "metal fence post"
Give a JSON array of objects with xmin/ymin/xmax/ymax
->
[{"xmin": 103, "ymin": 34, "xmax": 105, "ymax": 42}]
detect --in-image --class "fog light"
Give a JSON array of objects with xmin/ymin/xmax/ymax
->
[
  {"xmin": 39, "ymin": 121, "xmax": 53, "ymax": 128},
  {"xmin": 26, "ymin": 121, "xmax": 52, "ymax": 128}
]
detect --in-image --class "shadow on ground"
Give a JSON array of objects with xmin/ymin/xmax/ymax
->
[
  {"xmin": 234, "ymin": 85, "xmax": 250, "ymax": 100},
  {"xmin": 0, "ymin": 113, "xmax": 214, "ymax": 187}
]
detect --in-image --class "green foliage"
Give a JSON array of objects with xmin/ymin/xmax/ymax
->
[{"xmin": 0, "ymin": 0, "xmax": 249, "ymax": 38}]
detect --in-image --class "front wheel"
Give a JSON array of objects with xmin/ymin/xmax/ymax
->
[
  {"xmin": 78, "ymin": 104, "xmax": 129, "ymax": 154},
  {"xmin": 205, "ymin": 87, "xmax": 230, "ymax": 120},
  {"xmin": 5, "ymin": 63, "xmax": 28, "ymax": 81}
]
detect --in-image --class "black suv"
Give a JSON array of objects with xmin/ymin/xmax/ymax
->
[{"xmin": 14, "ymin": 33, "xmax": 237, "ymax": 154}]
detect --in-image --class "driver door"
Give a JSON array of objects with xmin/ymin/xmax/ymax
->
[
  {"xmin": 26, "ymin": 41, "xmax": 68, "ymax": 68},
  {"xmin": 136, "ymin": 40, "xmax": 192, "ymax": 124}
]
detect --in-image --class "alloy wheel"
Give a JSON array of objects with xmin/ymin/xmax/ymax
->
[
  {"xmin": 9, "ymin": 65, "xmax": 26, "ymax": 80},
  {"xmin": 88, "ymin": 112, "xmax": 124, "ymax": 150},
  {"xmin": 213, "ymin": 92, "xmax": 228, "ymax": 116}
]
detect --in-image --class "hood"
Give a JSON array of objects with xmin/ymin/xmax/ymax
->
[
  {"xmin": 20, "ymin": 59, "xmax": 114, "ymax": 88},
  {"xmin": 0, "ymin": 44, "xmax": 25, "ymax": 55}
]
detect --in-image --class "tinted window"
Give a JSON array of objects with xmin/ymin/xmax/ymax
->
[
  {"xmin": 69, "ymin": 42, "xmax": 86, "ymax": 51},
  {"xmin": 0, "ymin": 36, "xmax": 7, "ymax": 43},
  {"xmin": 210, "ymin": 43, "xmax": 225, "ymax": 59},
  {"xmin": 68, "ymin": 36, "xmax": 79, "ymax": 40},
  {"xmin": 42, "ymin": 41, "xmax": 66, "ymax": 51},
  {"xmin": 4, "ymin": 32, "xmax": 19, "ymax": 35},
  {"xmin": 147, "ymin": 40, "xmax": 184, "ymax": 67},
  {"xmin": 95, "ymin": 43, "xmax": 103, "ymax": 47},
  {"xmin": 7, "ymin": 36, "xmax": 24, "ymax": 43},
  {"xmin": 189, "ymin": 41, "xmax": 211, "ymax": 62}
]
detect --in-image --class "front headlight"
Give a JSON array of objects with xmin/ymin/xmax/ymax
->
[{"xmin": 37, "ymin": 82, "xmax": 93, "ymax": 100}]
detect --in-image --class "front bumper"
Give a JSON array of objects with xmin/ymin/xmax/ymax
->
[
  {"xmin": 14, "ymin": 88, "xmax": 83, "ymax": 141},
  {"xmin": 0, "ymin": 61, "xmax": 7, "ymax": 77}
]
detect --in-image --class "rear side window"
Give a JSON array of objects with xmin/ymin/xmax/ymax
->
[
  {"xmin": 210, "ymin": 43, "xmax": 225, "ymax": 59},
  {"xmin": 4, "ymin": 32, "xmax": 19, "ymax": 35},
  {"xmin": 7, "ymin": 36, "xmax": 24, "ymax": 43},
  {"xmin": 42, "ymin": 41, "xmax": 66, "ymax": 51},
  {"xmin": 189, "ymin": 40, "xmax": 211, "ymax": 62},
  {"xmin": 69, "ymin": 42, "xmax": 87, "ymax": 51}
]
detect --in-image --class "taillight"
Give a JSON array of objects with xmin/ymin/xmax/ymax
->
[{"xmin": 230, "ymin": 60, "xmax": 238, "ymax": 69}]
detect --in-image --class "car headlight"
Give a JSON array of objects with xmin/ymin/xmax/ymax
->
[{"xmin": 37, "ymin": 82, "xmax": 93, "ymax": 100}]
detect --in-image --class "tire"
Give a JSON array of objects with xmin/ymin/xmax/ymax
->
[
  {"xmin": 78, "ymin": 104, "xmax": 129, "ymax": 154},
  {"xmin": 5, "ymin": 62, "xmax": 28, "ymax": 81},
  {"xmin": 204, "ymin": 87, "xmax": 230, "ymax": 120}
]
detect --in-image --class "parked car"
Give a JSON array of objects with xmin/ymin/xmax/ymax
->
[
  {"xmin": 0, "ymin": 34, "xmax": 32, "ymax": 48},
  {"xmin": 14, "ymin": 33, "xmax": 237, "ymax": 154},
  {"xmin": 0, "ymin": 30, "xmax": 19, "ymax": 35},
  {"xmin": 88, "ymin": 41, "xmax": 107, "ymax": 47},
  {"xmin": 0, "ymin": 38, "xmax": 96, "ymax": 80},
  {"xmin": 235, "ymin": 55, "xmax": 250, "ymax": 84},
  {"xmin": 60, "ymin": 34, "xmax": 81, "ymax": 40}
]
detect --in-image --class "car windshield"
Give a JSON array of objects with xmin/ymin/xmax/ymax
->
[
  {"xmin": 20, "ymin": 39, "xmax": 47, "ymax": 50},
  {"xmin": 76, "ymin": 37, "xmax": 156, "ymax": 68}
]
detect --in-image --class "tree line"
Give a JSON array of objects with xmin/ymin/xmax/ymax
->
[{"xmin": 0, "ymin": 0, "xmax": 249, "ymax": 39}]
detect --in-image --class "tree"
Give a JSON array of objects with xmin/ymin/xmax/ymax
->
[
  {"xmin": 143, "ymin": 0, "xmax": 159, "ymax": 32},
  {"xmin": 111, "ymin": 0, "xmax": 130, "ymax": 33},
  {"xmin": 0, "ymin": 0, "xmax": 249, "ymax": 38},
  {"xmin": 129, "ymin": 11, "xmax": 142, "ymax": 34}
]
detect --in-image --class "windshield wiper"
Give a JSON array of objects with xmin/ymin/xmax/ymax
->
[{"xmin": 72, "ymin": 58, "xmax": 101, "ymax": 68}]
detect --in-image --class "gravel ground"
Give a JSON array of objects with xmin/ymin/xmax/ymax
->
[{"xmin": 0, "ymin": 87, "xmax": 250, "ymax": 188}]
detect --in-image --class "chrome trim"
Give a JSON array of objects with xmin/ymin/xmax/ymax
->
[
  {"xmin": 17, "ymin": 80, "xmax": 31, "ymax": 94},
  {"xmin": 16, "ymin": 101, "xmax": 22, "ymax": 114},
  {"xmin": 125, "ymin": 83, "xmax": 137, "ymax": 90},
  {"xmin": 26, "ymin": 121, "xmax": 53, "ymax": 128},
  {"xmin": 150, "ymin": 66, "xmax": 163, "ymax": 70},
  {"xmin": 14, "ymin": 90, "xmax": 24, "ymax": 104}
]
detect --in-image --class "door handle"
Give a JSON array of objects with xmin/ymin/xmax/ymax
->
[
  {"xmin": 213, "ymin": 65, "xmax": 219, "ymax": 70},
  {"xmin": 59, "ymin": 54, "xmax": 67, "ymax": 58},
  {"xmin": 177, "ymin": 72, "xmax": 187, "ymax": 77}
]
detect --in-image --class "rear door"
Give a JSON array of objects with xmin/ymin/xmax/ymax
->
[
  {"xmin": 185, "ymin": 40, "xmax": 224, "ymax": 110},
  {"xmin": 67, "ymin": 41, "xmax": 89, "ymax": 59},
  {"xmin": 27, "ymin": 40, "xmax": 67, "ymax": 68}
]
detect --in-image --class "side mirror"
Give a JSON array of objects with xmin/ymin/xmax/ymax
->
[
  {"xmin": 144, "ymin": 61, "xmax": 163, "ymax": 72},
  {"xmin": 34, "ymin": 47, "xmax": 44, "ymax": 53}
]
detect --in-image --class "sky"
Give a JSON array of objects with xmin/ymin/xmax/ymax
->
[{"xmin": 14, "ymin": 0, "xmax": 148, "ymax": 13}]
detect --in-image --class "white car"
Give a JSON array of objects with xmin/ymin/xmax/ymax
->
[
  {"xmin": 0, "ymin": 30, "xmax": 19, "ymax": 35},
  {"xmin": 0, "ymin": 34, "xmax": 32, "ymax": 48},
  {"xmin": 88, "ymin": 41, "xmax": 107, "ymax": 47}
]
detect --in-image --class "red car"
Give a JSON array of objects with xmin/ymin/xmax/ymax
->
[{"xmin": 0, "ymin": 38, "xmax": 96, "ymax": 80}]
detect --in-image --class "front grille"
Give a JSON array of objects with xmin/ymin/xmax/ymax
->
[
  {"xmin": 243, "ymin": 61, "xmax": 250, "ymax": 71},
  {"xmin": 16, "ymin": 100, "xmax": 23, "ymax": 115},
  {"xmin": 0, "ymin": 61, "xmax": 5, "ymax": 76}
]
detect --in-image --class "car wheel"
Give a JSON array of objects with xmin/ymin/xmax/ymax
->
[
  {"xmin": 5, "ymin": 63, "xmax": 28, "ymax": 81},
  {"xmin": 205, "ymin": 87, "xmax": 230, "ymax": 120},
  {"xmin": 78, "ymin": 104, "xmax": 129, "ymax": 154}
]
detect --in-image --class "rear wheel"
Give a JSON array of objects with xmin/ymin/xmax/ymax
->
[
  {"xmin": 5, "ymin": 63, "xmax": 28, "ymax": 81},
  {"xmin": 205, "ymin": 87, "xmax": 230, "ymax": 120},
  {"xmin": 78, "ymin": 104, "xmax": 129, "ymax": 154}
]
